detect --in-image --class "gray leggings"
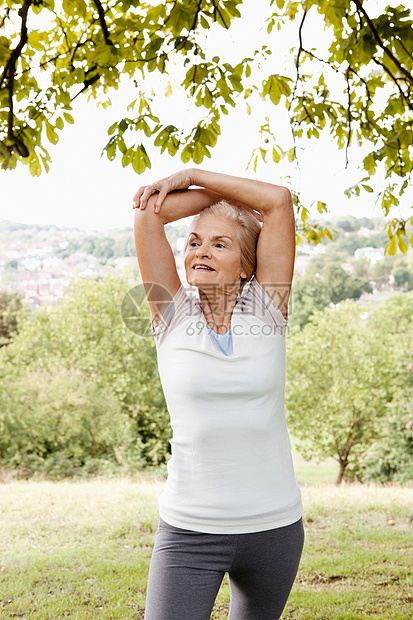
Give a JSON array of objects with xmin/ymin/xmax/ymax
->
[{"xmin": 144, "ymin": 517, "xmax": 304, "ymax": 620}]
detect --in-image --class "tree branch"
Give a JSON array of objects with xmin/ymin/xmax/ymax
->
[
  {"xmin": 373, "ymin": 57, "xmax": 413, "ymax": 111},
  {"xmin": 347, "ymin": 66, "xmax": 373, "ymax": 105},
  {"xmin": 345, "ymin": 66, "xmax": 352, "ymax": 167},
  {"xmin": 190, "ymin": 0, "xmax": 203, "ymax": 31},
  {"xmin": 288, "ymin": 8, "xmax": 307, "ymax": 167},
  {"xmin": 0, "ymin": 7, "xmax": 10, "ymax": 29},
  {"xmin": 301, "ymin": 47, "xmax": 339, "ymax": 71},
  {"xmin": 55, "ymin": 15, "xmax": 73, "ymax": 69},
  {"xmin": 91, "ymin": 0, "xmax": 113, "ymax": 46},
  {"xmin": 396, "ymin": 137, "xmax": 404, "ymax": 176},
  {"xmin": 163, "ymin": 1, "xmax": 177, "ymax": 29},
  {"xmin": 302, "ymin": 98, "xmax": 315, "ymax": 124},
  {"xmin": 71, "ymin": 68, "xmax": 100, "ymax": 100},
  {"xmin": 1, "ymin": 0, "xmax": 32, "ymax": 157},
  {"xmin": 395, "ymin": 37, "xmax": 413, "ymax": 63},
  {"xmin": 11, "ymin": 40, "xmax": 93, "ymax": 81},
  {"xmin": 212, "ymin": 0, "xmax": 229, "ymax": 29},
  {"xmin": 352, "ymin": 0, "xmax": 413, "ymax": 86},
  {"xmin": 0, "ymin": 1, "xmax": 32, "ymax": 90},
  {"xmin": 295, "ymin": 7, "xmax": 307, "ymax": 70}
]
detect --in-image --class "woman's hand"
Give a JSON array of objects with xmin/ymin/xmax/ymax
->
[{"xmin": 132, "ymin": 169, "xmax": 195, "ymax": 213}]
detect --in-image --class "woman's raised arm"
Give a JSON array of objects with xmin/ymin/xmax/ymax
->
[
  {"xmin": 133, "ymin": 168, "xmax": 287, "ymax": 218},
  {"xmin": 132, "ymin": 172, "xmax": 222, "ymax": 326},
  {"xmin": 133, "ymin": 168, "xmax": 295, "ymax": 321}
]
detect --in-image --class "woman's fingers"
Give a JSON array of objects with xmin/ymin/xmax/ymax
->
[
  {"xmin": 141, "ymin": 186, "xmax": 157, "ymax": 210},
  {"xmin": 132, "ymin": 185, "xmax": 158, "ymax": 210},
  {"xmin": 132, "ymin": 186, "xmax": 145, "ymax": 208},
  {"xmin": 132, "ymin": 169, "xmax": 193, "ymax": 212},
  {"xmin": 154, "ymin": 185, "xmax": 169, "ymax": 214}
]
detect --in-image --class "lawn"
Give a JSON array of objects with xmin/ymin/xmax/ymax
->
[{"xmin": 1, "ymin": 475, "xmax": 412, "ymax": 619}]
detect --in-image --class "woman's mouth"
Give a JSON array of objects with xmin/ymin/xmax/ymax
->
[{"xmin": 193, "ymin": 265, "xmax": 215, "ymax": 271}]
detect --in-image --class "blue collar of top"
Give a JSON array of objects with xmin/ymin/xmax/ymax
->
[{"xmin": 207, "ymin": 326, "xmax": 233, "ymax": 356}]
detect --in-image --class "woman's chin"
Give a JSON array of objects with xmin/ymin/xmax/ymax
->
[{"xmin": 186, "ymin": 272, "xmax": 217, "ymax": 287}]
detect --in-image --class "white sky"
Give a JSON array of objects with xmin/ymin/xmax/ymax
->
[{"xmin": 0, "ymin": 0, "xmax": 410, "ymax": 233}]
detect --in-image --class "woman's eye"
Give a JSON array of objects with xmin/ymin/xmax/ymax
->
[
  {"xmin": 216, "ymin": 243, "xmax": 225, "ymax": 249},
  {"xmin": 189, "ymin": 241, "xmax": 199, "ymax": 247}
]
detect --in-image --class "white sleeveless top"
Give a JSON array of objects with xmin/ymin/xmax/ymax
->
[{"xmin": 152, "ymin": 277, "xmax": 302, "ymax": 534}]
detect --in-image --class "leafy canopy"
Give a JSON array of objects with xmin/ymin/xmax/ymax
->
[
  {"xmin": 1, "ymin": 0, "xmax": 412, "ymax": 249},
  {"xmin": 286, "ymin": 293, "xmax": 413, "ymax": 484}
]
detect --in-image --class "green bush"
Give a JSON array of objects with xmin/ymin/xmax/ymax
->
[
  {"xmin": 0, "ymin": 274, "xmax": 171, "ymax": 477},
  {"xmin": 0, "ymin": 366, "xmax": 134, "ymax": 478},
  {"xmin": 358, "ymin": 405, "xmax": 413, "ymax": 483}
]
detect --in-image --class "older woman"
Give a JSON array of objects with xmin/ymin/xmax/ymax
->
[{"xmin": 132, "ymin": 169, "xmax": 304, "ymax": 620}]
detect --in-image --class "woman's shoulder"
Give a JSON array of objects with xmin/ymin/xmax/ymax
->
[
  {"xmin": 152, "ymin": 282, "xmax": 201, "ymax": 346},
  {"xmin": 237, "ymin": 276, "xmax": 288, "ymax": 331}
]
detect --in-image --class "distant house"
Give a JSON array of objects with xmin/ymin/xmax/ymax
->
[
  {"xmin": 299, "ymin": 243, "xmax": 326, "ymax": 256},
  {"xmin": 354, "ymin": 247, "xmax": 384, "ymax": 264}
]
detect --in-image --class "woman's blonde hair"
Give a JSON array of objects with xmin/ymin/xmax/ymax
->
[{"xmin": 184, "ymin": 200, "xmax": 262, "ymax": 288}]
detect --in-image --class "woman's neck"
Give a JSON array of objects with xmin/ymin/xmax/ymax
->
[{"xmin": 198, "ymin": 285, "xmax": 239, "ymax": 334}]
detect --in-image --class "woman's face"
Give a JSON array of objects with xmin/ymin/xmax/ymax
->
[{"xmin": 184, "ymin": 216, "xmax": 247, "ymax": 293}]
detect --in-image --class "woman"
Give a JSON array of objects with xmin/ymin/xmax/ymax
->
[{"xmin": 132, "ymin": 168, "xmax": 304, "ymax": 620}]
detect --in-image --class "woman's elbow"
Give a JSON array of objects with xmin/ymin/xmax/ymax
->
[
  {"xmin": 277, "ymin": 186, "xmax": 293, "ymax": 207},
  {"xmin": 266, "ymin": 186, "xmax": 293, "ymax": 213}
]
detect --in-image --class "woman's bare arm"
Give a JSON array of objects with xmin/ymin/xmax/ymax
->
[
  {"xmin": 134, "ymin": 168, "xmax": 286, "ymax": 218},
  {"xmin": 187, "ymin": 172, "xmax": 295, "ymax": 320},
  {"xmin": 133, "ymin": 168, "xmax": 295, "ymax": 321},
  {"xmin": 133, "ymin": 183, "xmax": 222, "ymax": 325},
  {"xmin": 135, "ymin": 168, "xmax": 294, "ymax": 318}
]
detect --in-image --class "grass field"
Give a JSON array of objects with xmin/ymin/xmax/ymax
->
[
  {"xmin": 1, "ymin": 475, "xmax": 412, "ymax": 620},
  {"xmin": 291, "ymin": 449, "xmax": 338, "ymax": 486}
]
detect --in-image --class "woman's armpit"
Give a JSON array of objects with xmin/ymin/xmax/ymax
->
[{"xmin": 240, "ymin": 277, "xmax": 288, "ymax": 329}]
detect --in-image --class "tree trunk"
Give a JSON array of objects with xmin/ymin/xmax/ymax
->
[{"xmin": 335, "ymin": 459, "xmax": 348, "ymax": 485}]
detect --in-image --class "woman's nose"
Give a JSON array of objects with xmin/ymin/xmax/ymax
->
[{"xmin": 195, "ymin": 244, "xmax": 210, "ymax": 257}]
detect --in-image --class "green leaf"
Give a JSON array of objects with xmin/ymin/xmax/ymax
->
[
  {"xmin": 140, "ymin": 120, "xmax": 152, "ymax": 138},
  {"xmin": 167, "ymin": 137, "xmax": 179, "ymax": 157},
  {"xmin": 362, "ymin": 184, "xmax": 374, "ymax": 193},
  {"xmin": 105, "ymin": 142, "xmax": 116, "ymax": 161},
  {"xmin": 181, "ymin": 145, "xmax": 192, "ymax": 164},
  {"xmin": 307, "ymin": 230, "xmax": 319, "ymax": 244},
  {"xmin": 107, "ymin": 122, "xmax": 118, "ymax": 135},
  {"xmin": 122, "ymin": 149, "xmax": 133, "ymax": 168},
  {"xmin": 193, "ymin": 141, "xmax": 204, "ymax": 165},
  {"xmin": 132, "ymin": 149, "xmax": 147, "ymax": 174},
  {"xmin": 45, "ymin": 122, "xmax": 58, "ymax": 145},
  {"xmin": 272, "ymin": 147, "xmax": 281, "ymax": 163},
  {"xmin": 63, "ymin": 112, "xmax": 74, "ymax": 124},
  {"xmin": 386, "ymin": 235, "xmax": 397, "ymax": 256},
  {"xmin": 397, "ymin": 235, "xmax": 408, "ymax": 253},
  {"xmin": 29, "ymin": 156, "xmax": 42, "ymax": 177},
  {"xmin": 119, "ymin": 120, "xmax": 128, "ymax": 133},
  {"xmin": 202, "ymin": 88, "xmax": 212, "ymax": 108},
  {"xmin": 200, "ymin": 14, "xmax": 209, "ymax": 29}
]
